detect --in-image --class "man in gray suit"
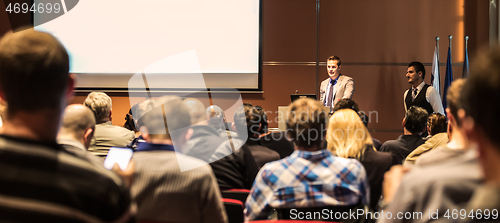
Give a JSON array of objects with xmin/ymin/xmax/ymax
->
[{"xmin": 319, "ymin": 55, "xmax": 354, "ymax": 108}]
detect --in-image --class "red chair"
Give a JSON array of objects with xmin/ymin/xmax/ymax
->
[
  {"xmin": 223, "ymin": 198, "xmax": 245, "ymax": 223},
  {"xmin": 221, "ymin": 188, "xmax": 251, "ymax": 204}
]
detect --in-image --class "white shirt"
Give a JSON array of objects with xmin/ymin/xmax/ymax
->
[{"xmin": 403, "ymin": 81, "xmax": 445, "ymax": 115}]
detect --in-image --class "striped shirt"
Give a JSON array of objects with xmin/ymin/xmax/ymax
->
[
  {"xmin": 244, "ymin": 149, "xmax": 369, "ymax": 221},
  {"xmin": 0, "ymin": 135, "xmax": 132, "ymax": 223},
  {"xmin": 131, "ymin": 143, "xmax": 227, "ymax": 223}
]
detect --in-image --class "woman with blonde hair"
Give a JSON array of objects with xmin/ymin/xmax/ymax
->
[{"xmin": 327, "ymin": 109, "xmax": 395, "ymax": 210}]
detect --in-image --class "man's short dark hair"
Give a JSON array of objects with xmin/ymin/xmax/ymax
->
[
  {"xmin": 327, "ymin": 55, "xmax": 341, "ymax": 66},
  {"xmin": 461, "ymin": 46, "xmax": 500, "ymax": 147},
  {"xmin": 446, "ymin": 79, "xmax": 466, "ymax": 126},
  {"xmin": 404, "ymin": 106, "xmax": 429, "ymax": 134},
  {"xmin": 333, "ymin": 99, "xmax": 359, "ymax": 113},
  {"xmin": 427, "ymin": 113, "xmax": 447, "ymax": 136},
  {"xmin": 287, "ymin": 98, "xmax": 327, "ymax": 148},
  {"xmin": 234, "ymin": 103, "xmax": 268, "ymax": 139},
  {"xmin": 408, "ymin": 61, "xmax": 426, "ymax": 79},
  {"xmin": 0, "ymin": 30, "xmax": 69, "ymax": 113}
]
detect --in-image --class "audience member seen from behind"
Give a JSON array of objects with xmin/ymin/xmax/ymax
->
[
  {"xmin": 208, "ymin": 103, "xmax": 260, "ymax": 190},
  {"xmin": 57, "ymin": 104, "xmax": 104, "ymax": 166},
  {"xmin": 245, "ymin": 98, "xmax": 369, "ymax": 221},
  {"xmin": 254, "ymin": 105, "xmax": 295, "ymax": 159},
  {"xmin": 182, "ymin": 98, "xmax": 229, "ymax": 162},
  {"xmin": 84, "ymin": 92, "xmax": 135, "ymax": 156},
  {"xmin": 327, "ymin": 109, "xmax": 395, "ymax": 211},
  {"xmin": 233, "ymin": 103, "xmax": 279, "ymax": 168},
  {"xmin": 380, "ymin": 106, "xmax": 428, "ymax": 164},
  {"xmin": 206, "ymin": 105, "xmax": 237, "ymax": 138},
  {"xmin": 415, "ymin": 79, "xmax": 469, "ymax": 167},
  {"xmin": 0, "ymin": 29, "xmax": 133, "ymax": 222},
  {"xmin": 405, "ymin": 113, "xmax": 448, "ymax": 165},
  {"xmin": 379, "ymin": 71, "xmax": 483, "ymax": 223},
  {"xmin": 458, "ymin": 47, "xmax": 500, "ymax": 219},
  {"xmin": 130, "ymin": 96, "xmax": 227, "ymax": 223},
  {"xmin": 333, "ymin": 98, "xmax": 382, "ymax": 150},
  {"xmin": 125, "ymin": 103, "xmax": 146, "ymax": 150}
]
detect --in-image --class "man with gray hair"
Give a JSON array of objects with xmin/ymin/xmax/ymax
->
[
  {"xmin": 57, "ymin": 104, "xmax": 104, "ymax": 166},
  {"xmin": 84, "ymin": 92, "xmax": 135, "ymax": 156},
  {"xmin": 183, "ymin": 98, "xmax": 228, "ymax": 162},
  {"xmin": 130, "ymin": 96, "xmax": 227, "ymax": 223}
]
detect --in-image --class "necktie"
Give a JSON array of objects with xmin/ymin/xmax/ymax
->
[
  {"xmin": 412, "ymin": 88, "xmax": 418, "ymax": 102},
  {"xmin": 326, "ymin": 81, "xmax": 335, "ymax": 106}
]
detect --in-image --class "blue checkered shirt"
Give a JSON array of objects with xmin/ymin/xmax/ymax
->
[{"xmin": 244, "ymin": 149, "xmax": 369, "ymax": 221}]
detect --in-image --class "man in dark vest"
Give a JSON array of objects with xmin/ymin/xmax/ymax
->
[{"xmin": 404, "ymin": 61, "xmax": 444, "ymax": 115}]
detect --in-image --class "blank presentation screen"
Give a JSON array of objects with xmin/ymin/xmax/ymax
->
[{"xmin": 35, "ymin": 0, "xmax": 260, "ymax": 90}]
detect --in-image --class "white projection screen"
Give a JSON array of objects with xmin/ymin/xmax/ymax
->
[{"xmin": 34, "ymin": 0, "xmax": 261, "ymax": 91}]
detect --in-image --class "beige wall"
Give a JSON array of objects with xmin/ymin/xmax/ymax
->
[{"xmin": 0, "ymin": 0, "xmax": 491, "ymax": 143}]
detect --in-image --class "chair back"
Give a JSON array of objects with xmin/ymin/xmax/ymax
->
[
  {"xmin": 223, "ymin": 198, "xmax": 244, "ymax": 223},
  {"xmin": 221, "ymin": 189, "xmax": 251, "ymax": 204}
]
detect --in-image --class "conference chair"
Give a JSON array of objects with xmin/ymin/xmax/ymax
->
[{"xmin": 223, "ymin": 198, "xmax": 245, "ymax": 223}]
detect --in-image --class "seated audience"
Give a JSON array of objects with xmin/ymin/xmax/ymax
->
[
  {"xmin": 84, "ymin": 92, "xmax": 135, "ymax": 156},
  {"xmin": 380, "ymin": 78, "xmax": 481, "ymax": 223},
  {"xmin": 380, "ymin": 106, "xmax": 428, "ymax": 164},
  {"xmin": 415, "ymin": 79, "xmax": 468, "ymax": 167},
  {"xmin": 333, "ymin": 99, "xmax": 382, "ymax": 150},
  {"xmin": 245, "ymin": 98, "xmax": 369, "ymax": 221},
  {"xmin": 0, "ymin": 29, "xmax": 132, "ymax": 222},
  {"xmin": 130, "ymin": 96, "xmax": 227, "ymax": 223},
  {"xmin": 123, "ymin": 103, "xmax": 140, "ymax": 135},
  {"xmin": 404, "ymin": 113, "xmax": 449, "ymax": 165},
  {"xmin": 234, "ymin": 103, "xmax": 280, "ymax": 168},
  {"xmin": 327, "ymin": 109, "xmax": 395, "ymax": 210},
  {"xmin": 459, "ymin": 46, "xmax": 500, "ymax": 221},
  {"xmin": 57, "ymin": 104, "xmax": 104, "ymax": 166},
  {"xmin": 206, "ymin": 104, "xmax": 238, "ymax": 138},
  {"xmin": 209, "ymin": 103, "xmax": 260, "ymax": 190},
  {"xmin": 182, "ymin": 98, "xmax": 228, "ymax": 162},
  {"xmin": 125, "ymin": 103, "xmax": 146, "ymax": 150},
  {"xmin": 251, "ymin": 105, "xmax": 298, "ymax": 159},
  {"xmin": 332, "ymin": 98, "xmax": 359, "ymax": 113}
]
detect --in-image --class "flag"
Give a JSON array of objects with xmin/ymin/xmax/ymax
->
[
  {"xmin": 463, "ymin": 47, "xmax": 469, "ymax": 78},
  {"xmin": 442, "ymin": 47, "xmax": 453, "ymax": 110},
  {"xmin": 431, "ymin": 45, "xmax": 440, "ymax": 97}
]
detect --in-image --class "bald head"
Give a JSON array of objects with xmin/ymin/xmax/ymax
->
[
  {"xmin": 182, "ymin": 98, "xmax": 207, "ymax": 125},
  {"xmin": 59, "ymin": 104, "xmax": 96, "ymax": 141}
]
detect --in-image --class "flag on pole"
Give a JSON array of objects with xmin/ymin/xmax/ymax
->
[
  {"xmin": 442, "ymin": 46, "xmax": 453, "ymax": 110},
  {"xmin": 431, "ymin": 45, "xmax": 440, "ymax": 97},
  {"xmin": 463, "ymin": 47, "xmax": 469, "ymax": 78}
]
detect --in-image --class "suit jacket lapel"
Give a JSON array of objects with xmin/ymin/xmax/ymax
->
[{"xmin": 332, "ymin": 75, "xmax": 343, "ymax": 100}]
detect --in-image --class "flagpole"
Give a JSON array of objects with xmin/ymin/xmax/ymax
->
[
  {"xmin": 465, "ymin": 36, "xmax": 469, "ymax": 49},
  {"xmin": 463, "ymin": 36, "xmax": 470, "ymax": 78},
  {"xmin": 448, "ymin": 35, "xmax": 452, "ymax": 55},
  {"xmin": 436, "ymin": 36, "xmax": 440, "ymax": 64}
]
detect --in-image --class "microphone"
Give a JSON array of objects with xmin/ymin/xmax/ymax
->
[{"xmin": 295, "ymin": 90, "xmax": 298, "ymax": 94}]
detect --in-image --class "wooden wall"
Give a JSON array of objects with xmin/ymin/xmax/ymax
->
[{"xmin": 0, "ymin": 0, "xmax": 491, "ymax": 143}]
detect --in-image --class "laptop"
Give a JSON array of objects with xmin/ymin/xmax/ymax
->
[{"xmin": 290, "ymin": 94, "xmax": 317, "ymax": 102}]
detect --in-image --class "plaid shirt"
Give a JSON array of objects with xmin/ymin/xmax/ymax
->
[{"xmin": 244, "ymin": 149, "xmax": 369, "ymax": 221}]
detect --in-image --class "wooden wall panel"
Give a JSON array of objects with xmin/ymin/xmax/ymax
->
[
  {"xmin": 319, "ymin": 0, "xmax": 469, "ymax": 63},
  {"xmin": 262, "ymin": 0, "xmax": 317, "ymax": 61}
]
